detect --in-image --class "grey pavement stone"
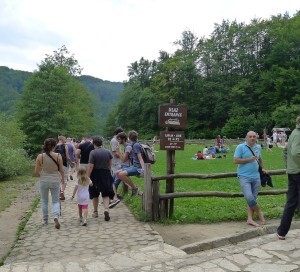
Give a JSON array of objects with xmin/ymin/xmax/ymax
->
[
  {"xmin": 226, "ymin": 253, "xmax": 251, "ymax": 266},
  {"xmin": 28, "ymin": 265, "xmax": 43, "ymax": 272},
  {"xmin": 85, "ymin": 260, "xmax": 112, "ymax": 271},
  {"xmin": 244, "ymin": 248, "xmax": 273, "ymax": 259},
  {"xmin": 211, "ymin": 258, "xmax": 240, "ymax": 271},
  {"xmin": 244, "ymin": 263, "xmax": 298, "ymax": 272},
  {"xmin": 65, "ymin": 262, "xmax": 83, "ymax": 272}
]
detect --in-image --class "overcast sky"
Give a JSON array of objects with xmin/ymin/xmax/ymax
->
[{"xmin": 0, "ymin": 0, "xmax": 298, "ymax": 82}]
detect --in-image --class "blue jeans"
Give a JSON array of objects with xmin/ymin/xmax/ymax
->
[
  {"xmin": 112, "ymin": 165, "xmax": 124, "ymax": 191},
  {"xmin": 40, "ymin": 180, "xmax": 60, "ymax": 222},
  {"xmin": 113, "ymin": 175, "xmax": 122, "ymax": 191},
  {"xmin": 277, "ymin": 173, "xmax": 300, "ymax": 236},
  {"xmin": 112, "ymin": 165, "xmax": 136, "ymax": 191},
  {"xmin": 238, "ymin": 175, "xmax": 260, "ymax": 208}
]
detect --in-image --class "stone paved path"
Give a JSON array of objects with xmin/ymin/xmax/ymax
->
[
  {"xmin": 1, "ymin": 178, "xmax": 300, "ymax": 271},
  {"xmin": 4, "ymin": 179, "xmax": 163, "ymax": 264}
]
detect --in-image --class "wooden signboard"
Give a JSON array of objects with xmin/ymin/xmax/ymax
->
[
  {"xmin": 160, "ymin": 131, "xmax": 185, "ymax": 150},
  {"xmin": 158, "ymin": 104, "xmax": 187, "ymax": 128}
]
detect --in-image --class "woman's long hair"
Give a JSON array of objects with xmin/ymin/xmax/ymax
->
[
  {"xmin": 77, "ymin": 167, "xmax": 90, "ymax": 186},
  {"xmin": 43, "ymin": 138, "xmax": 57, "ymax": 154}
]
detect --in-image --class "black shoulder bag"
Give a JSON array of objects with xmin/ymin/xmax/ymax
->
[{"xmin": 246, "ymin": 145, "xmax": 273, "ymax": 188}]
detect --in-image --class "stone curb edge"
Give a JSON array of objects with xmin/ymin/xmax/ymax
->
[{"xmin": 180, "ymin": 220, "xmax": 300, "ymax": 254}]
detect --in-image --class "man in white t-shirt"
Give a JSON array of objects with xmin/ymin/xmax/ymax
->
[
  {"xmin": 110, "ymin": 127, "xmax": 124, "ymax": 173},
  {"xmin": 109, "ymin": 127, "xmax": 124, "ymax": 208}
]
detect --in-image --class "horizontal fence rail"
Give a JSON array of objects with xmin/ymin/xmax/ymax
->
[
  {"xmin": 152, "ymin": 169, "xmax": 286, "ymax": 182},
  {"xmin": 143, "ymin": 138, "xmax": 246, "ymax": 146},
  {"xmin": 159, "ymin": 190, "xmax": 288, "ymax": 200}
]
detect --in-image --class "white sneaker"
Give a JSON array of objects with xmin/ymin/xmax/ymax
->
[
  {"xmin": 82, "ymin": 218, "xmax": 87, "ymax": 226},
  {"xmin": 109, "ymin": 199, "xmax": 120, "ymax": 209}
]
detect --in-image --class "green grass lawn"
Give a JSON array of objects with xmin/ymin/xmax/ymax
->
[{"xmin": 123, "ymin": 143, "xmax": 292, "ymax": 224}]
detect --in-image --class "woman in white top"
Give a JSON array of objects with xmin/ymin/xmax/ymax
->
[{"xmin": 35, "ymin": 138, "xmax": 64, "ymax": 229}]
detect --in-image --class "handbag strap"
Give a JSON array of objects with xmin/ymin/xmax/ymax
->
[
  {"xmin": 46, "ymin": 153, "xmax": 60, "ymax": 171},
  {"xmin": 245, "ymin": 145, "xmax": 261, "ymax": 166}
]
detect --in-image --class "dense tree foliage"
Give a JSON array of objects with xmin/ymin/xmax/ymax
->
[
  {"xmin": 104, "ymin": 12, "xmax": 300, "ymax": 138},
  {"xmin": 0, "ymin": 113, "xmax": 31, "ymax": 179},
  {"xmin": 17, "ymin": 47, "xmax": 96, "ymax": 154}
]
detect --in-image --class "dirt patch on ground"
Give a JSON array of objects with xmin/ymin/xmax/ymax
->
[{"xmin": 0, "ymin": 182, "xmax": 39, "ymax": 262}]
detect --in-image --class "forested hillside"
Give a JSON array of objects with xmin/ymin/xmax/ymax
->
[
  {"xmin": 0, "ymin": 66, "xmax": 124, "ymax": 132},
  {"xmin": 104, "ymin": 12, "xmax": 300, "ymax": 139},
  {"xmin": 79, "ymin": 75, "xmax": 124, "ymax": 132},
  {"xmin": 0, "ymin": 67, "xmax": 32, "ymax": 114}
]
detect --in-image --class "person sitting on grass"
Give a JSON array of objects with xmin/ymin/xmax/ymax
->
[
  {"xmin": 203, "ymin": 146, "xmax": 210, "ymax": 156},
  {"xmin": 196, "ymin": 151, "xmax": 205, "ymax": 160},
  {"xmin": 209, "ymin": 146, "xmax": 217, "ymax": 158}
]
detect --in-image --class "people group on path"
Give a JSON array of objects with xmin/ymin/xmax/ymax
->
[
  {"xmin": 34, "ymin": 120, "xmax": 299, "ymax": 244},
  {"xmin": 34, "ymin": 128, "xmax": 148, "ymax": 230}
]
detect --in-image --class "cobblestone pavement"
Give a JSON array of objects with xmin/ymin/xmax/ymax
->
[{"xmin": 1, "ymin": 179, "xmax": 300, "ymax": 271}]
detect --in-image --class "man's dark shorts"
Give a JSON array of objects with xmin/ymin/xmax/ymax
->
[{"xmin": 89, "ymin": 169, "xmax": 115, "ymax": 199}]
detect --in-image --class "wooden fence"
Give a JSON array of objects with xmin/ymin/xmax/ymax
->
[
  {"xmin": 143, "ymin": 138, "xmax": 245, "ymax": 147},
  {"xmin": 142, "ymin": 164, "xmax": 287, "ymax": 221}
]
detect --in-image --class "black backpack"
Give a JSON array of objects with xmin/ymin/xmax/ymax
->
[{"xmin": 54, "ymin": 144, "xmax": 67, "ymax": 166}]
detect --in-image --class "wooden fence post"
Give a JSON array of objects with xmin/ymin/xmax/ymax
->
[
  {"xmin": 143, "ymin": 163, "xmax": 153, "ymax": 219},
  {"xmin": 152, "ymin": 180, "xmax": 160, "ymax": 221}
]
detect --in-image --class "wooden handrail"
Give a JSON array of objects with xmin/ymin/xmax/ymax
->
[
  {"xmin": 159, "ymin": 189, "xmax": 288, "ymax": 200},
  {"xmin": 152, "ymin": 169, "xmax": 286, "ymax": 181}
]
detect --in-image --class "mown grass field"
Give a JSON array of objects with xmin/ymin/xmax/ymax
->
[{"xmin": 124, "ymin": 143, "xmax": 291, "ymax": 224}]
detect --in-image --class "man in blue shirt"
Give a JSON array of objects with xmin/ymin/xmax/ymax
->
[{"xmin": 234, "ymin": 131, "xmax": 266, "ymax": 227}]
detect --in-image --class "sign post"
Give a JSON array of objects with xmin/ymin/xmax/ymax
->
[{"xmin": 158, "ymin": 101, "xmax": 187, "ymax": 217}]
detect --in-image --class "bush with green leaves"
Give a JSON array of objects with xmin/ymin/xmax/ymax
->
[
  {"xmin": 221, "ymin": 112, "xmax": 273, "ymax": 138},
  {"xmin": 271, "ymin": 104, "xmax": 300, "ymax": 128},
  {"xmin": 0, "ymin": 114, "xmax": 32, "ymax": 179}
]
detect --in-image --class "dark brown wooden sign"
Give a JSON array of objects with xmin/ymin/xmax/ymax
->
[
  {"xmin": 158, "ymin": 104, "xmax": 187, "ymax": 128},
  {"xmin": 160, "ymin": 131, "xmax": 185, "ymax": 150}
]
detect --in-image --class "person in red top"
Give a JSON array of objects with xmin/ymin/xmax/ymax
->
[{"xmin": 196, "ymin": 151, "xmax": 205, "ymax": 160}]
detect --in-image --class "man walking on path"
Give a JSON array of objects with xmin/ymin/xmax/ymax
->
[
  {"xmin": 55, "ymin": 135, "xmax": 68, "ymax": 200},
  {"xmin": 277, "ymin": 116, "xmax": 300, "ymax": 240},
  {"xmin": 87, "ymin": 137, "xmax": 115, "ymax": 221},
  {"xmin": 234, "ymin": 131, "xmax": 266, "ymax": 227},
  {"xmin": 65, "ymin": 137, "xmax": 76, "ymax": 180},
  {"xmin": 76, "ymin": 135, "xmax": 94, "ymax": 169},
  {"xmin": 110, "ymin": 127, "xmax": 124, "ymax": 204}
]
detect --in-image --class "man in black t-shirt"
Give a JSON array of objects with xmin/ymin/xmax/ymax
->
[{"xmin": 75, "ymin": 136, "xmax": 94, "ymax": 169}]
